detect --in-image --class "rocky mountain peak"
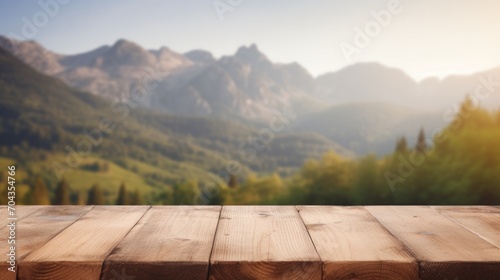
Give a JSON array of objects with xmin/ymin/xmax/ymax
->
[
  {"xmin": 185, "ymin": 50, "xmax": 215, "ymax": 64},
  {"xmin": 102, "ymin": 39, "xmax": 154, "ymax": 68},
  {"xmin": 0, "ymin": 35, "xmax": 18, "ymax": 54},
  {"xmin": 234, "ymin": 44, "xmax": 268, "ymax": 65}
]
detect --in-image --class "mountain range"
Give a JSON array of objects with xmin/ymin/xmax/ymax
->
[
  {"xmin": 316, "ymin": 62, "xmax": 500, "ymax": 110},
  {"xmin": 0, "ymin": 36, "xmax": 324, "ymax": 123},
  {"xmin": 0, "ymin": 46, "xmax": 354, "ymax": 201},
  {"xmin": 1, "ymin": 36, "xmax": 499, "ymax": 155}
]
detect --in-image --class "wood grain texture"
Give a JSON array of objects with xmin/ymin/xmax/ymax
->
[
  {"xmin": 18, "ymin": 206, "xmax": 149, "ymax": 280},
  {"xmin": 434, "ymin": 206, "xmax": 500, "ymax": 249},
  {"xmin": 298, "ymin": 206, "xmax": 418, "ymax": 280},
  {"xmin": 210, "ymin": 206, "xmax": 322, "ymax": 280},
  {"xmin": 0, "ymin": 206, "xmax": 93, "ymax": 280},
  {"xmin": 1, "ymin": 206, "xmax": 43, "ymax": 229},
  {"xmin": 16, "ymin": 206, "xmax": 45, "ymax": 220},
  {"xmin": 367, "ymin": 206, "xmax": 500, "ymax": 280},
  {"xmin": 2, "ymin": 206, "xmax": 498, "ymax": 279},
  {"xmin": 102, "ymin": 206, "xmax": 221, "ymax": 280}
]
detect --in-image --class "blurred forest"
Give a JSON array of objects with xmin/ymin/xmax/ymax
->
[{"xmin": 4, "ymin": 98, "xmax": 499, "ymax": 206}]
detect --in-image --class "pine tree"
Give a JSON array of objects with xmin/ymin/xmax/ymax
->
[
  {"xmin": 459, "ymin": 95, "xmax": 475, "ymax": 119},
  {"xmin": 116, "ymin": 183, "xmax": 129, "ymax": 205},
  {"xmin": 228, "ymin": 174, "xmax": 238, "ymax": 189},
  {"xmin": 130, "ymin": 189, "xmax": 144, "ymax": 205},
  {"xmin": 395, "ymin": 136, "xmax": 408, "ymax": 153},
  {"xmin": 415, "ymin": 128, "xmax": 427, "ymax": 153},
  {"xmin": 0, "ymin": 173, "xmax": 7, "ymax": 205},
  {"xmin": 25, "ymin": 177, "xmax": 51, "ymax": 205},
  {"xmin": 451, "ymin": 96, "xmax": 476, "ymax": 130},
  {"xmin": 75, "ymin": 191, "xmax": 86, "ymax": 205},
  {"xmin": 54, "ymin": 179, "xmax": 71, "ymax": 205},
  {"xmin": 87, "ymin": 184, "xmax": 104, "ymax": 205}
]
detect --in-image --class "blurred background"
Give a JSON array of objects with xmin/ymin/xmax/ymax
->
[{"xmin": 0, "ymin": 0, "xmax": 499, "ymax": 205}]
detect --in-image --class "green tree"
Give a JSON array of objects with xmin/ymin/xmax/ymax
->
[
  {"xmin": 457, "ymin": 96, "xmax": 475, "ymax": 125},
  {"xmin": 25, "ymin": 177, "xmax": 51, "ymax": 205},
  {"xmin": 415, "ymin": 128, "xmax": 427, "ymax": 153},
  {"xmin": 54, "ymin": 179, "xmax": 71, "ymax": 205},
  {"xmin": 130, "ymin": 189, "xmax": 144, "ymax": 205},
  {"xmin": 75, "ymin": 191, "xmax": 86, "ymax": 205},
  {"xmin": 0, "ymin": 173, "xmax": 7, "ymax": 205},
  {"xmin": 395, "ymin": 136, "xmax": 408, "ymax": 154},
  {"xmin": 228, "ymin": 174, "xmax": 238, "ymax": 189},
  {"xmin": 87, "ymin": 184, "xmax": 104, "ymax": 205},
  {"xmin": 354, "ymin": 154, "xmax": 388, "ymax": 204},
  {"xmin": 293, "ymin": 152, "xmax": 355, "ymax": 205},
  {"xmin": 172, "ymin": 180, "xmax": 198, "ymax": 205},
  {"xmin": 116, "ymin": 183, "xmax": 129, "ymax": 205},
  {"xmin": 228, "ymin": 173, "xmax": 284, "ymax": 205}
]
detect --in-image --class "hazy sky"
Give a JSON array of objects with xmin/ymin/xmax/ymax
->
[{"xmin": 1, "ymin": 0, "xmax": 500, "ymax": 80}]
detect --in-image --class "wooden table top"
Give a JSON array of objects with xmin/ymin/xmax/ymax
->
[{"xmin": 1, "ymin": 206, "xmax": 499, "ymax": 280}]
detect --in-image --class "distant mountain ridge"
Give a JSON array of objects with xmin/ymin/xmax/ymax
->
[
  {"xmin": 147, "ymin": 44, "xmax": 323, "ymax": 122},
  {"xmin": 3, "ymin": 35, "xmax": 499, "ymax": 116},
  {"xmin": 0, "ymin": 36, "xmax": 324, "ymax": 123},
  {"xmin": 0, "ymin": 36, "xmax": 191, "ymax": 101},
  {"xmin": 2, "ymin": 35, "xmax": 500, "ymax": 155},
  {"xmin": 316, "ymin": 62, "xmax": 500, "ymax": 110},
  {"xmin": 316, "ymin": 63, "xmax": 419, "ymax": 105}
]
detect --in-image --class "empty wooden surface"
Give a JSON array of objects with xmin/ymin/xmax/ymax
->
[
  {"xmin": 0, "ymin": 206, "xmax": 93, "ymax": 280},
  {"xmin": 19, "ymin": 206, "xmax": 149, "ymax": 280},
  {"xmin": 435, "ymin": 206, "xmax": 500, "ymax": 249},
  {"xmin": 210, "ymin": 206, "xmax": 322, "ymax": 280},
  {"xmin": 0, "ymin": 206, "xmax": 498, "ymax": 280},
  {"xmin": 367, "ymin": 206, "xmax": 500, "ymax": 280},
  {"xmin": 102, "ymin": 206, "xmax": 221, "ymax": 280},
  {"xmin": 1, "ymin": 206, "xmax": 43, "ymax": 229},
  {"xmin": 298, "ymin": 206, "xmax": 418, "ymax": 280}
]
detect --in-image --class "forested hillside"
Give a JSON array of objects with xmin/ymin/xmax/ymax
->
[
  {"xmin": 222, "ymin": 99, "xmax": 500, "ymax": 205},
  {"xmin": 0, "ymin": 47, "xmax": 345, "ymax": 204}
]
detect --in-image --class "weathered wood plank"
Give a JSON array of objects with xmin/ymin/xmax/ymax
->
[
  {"xmin": 0, "ymin": 206, "xmax": 93, "ymax": 280},
  {"xmin": 1, "ymin": 206, "xmax": 44, "ymax": 229},
  {"xmin": 298, "ymin": 206, "xmax": 418, "ymax": 280},
  {"xmin": 367, "ymin": 206, "xmax": 500, "ymax": 280},
  {"xmin": 19, "ymin": 206, "xmax": 149, "ymax": 280},
  {"xmin": 16, "ymin": 206, "xmax": 45, "ymax": 219},
  {"xmin": 434, "ymin": 206, "xmax": 500, "ymax": 249},
  {"xmin": 209, "ymin": 206, "xmax": 322, "ymax": 280},
  {"xmin": 101, "ymin": 206, "xmax": 221, "ymax": 280}
]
